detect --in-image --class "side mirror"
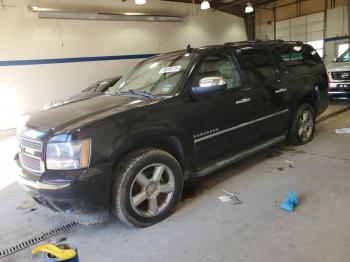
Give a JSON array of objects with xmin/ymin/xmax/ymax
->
[
  {"xmin": 332, "ymin": 58, "xmax": 337, "ymax": 62},
  {"xmin": 191, "ymin": 76, "xmax": 227, "ymax": 96}
]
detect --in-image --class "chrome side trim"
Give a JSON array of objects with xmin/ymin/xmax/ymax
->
[
  {"xmin": 194, "ymin": 109, "xmax": 289, "ymax": 143},
  {"xmin": 235, "ymin": 97, "xmax": 251, "ymax": 104},
  {"xmin": 254, "ymin": 109, "xmax": 289, "ymax": 123},
  {"xmin": 329, "ymin": 91, "xmax": 350, "ymax": 94},
  {"xmin": 275, "ymin": 88, "xmax": 287, "ymax": 93},
  {"xmin": 194, "ymin": 120, "xmax": 255, "ymax": 143},
  {"xmin": 16, "ymin": 176, "xmax": 71, "ymax": 190}
]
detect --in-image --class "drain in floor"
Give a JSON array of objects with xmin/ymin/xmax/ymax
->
[{"xmin": 0, "ymin": 221, "xmax": 79, "ymax": 258}]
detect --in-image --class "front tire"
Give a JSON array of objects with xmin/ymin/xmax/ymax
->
[
  {"xmin": 287, "ymin": 103, "xmax": 315, "ymax": 146},
  {"xmin": 112, "ymin": 148, "xmax": 183, "ymax": 227}
]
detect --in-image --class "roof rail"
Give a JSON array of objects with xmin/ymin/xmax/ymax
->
[
  {"xmin": 283, "ymin": 40, "xmax": 303, "ymax": 45},
  {"xmin": 252, "ymin": 39, "xmax": 302, "ymax": 44},
  {"xmin": 223, "ymin": 39, "xmax": 303, "ymax": 47},
  {"xmin": 224, "ymin": 40, "xmax": 260, "ymax": 46}
]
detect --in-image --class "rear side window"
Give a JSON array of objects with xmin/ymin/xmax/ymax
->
[
  {"xmin": 240, "ymin": 49, "xmax": 277, "ymax": 81},
  {"xmin": 277, "ymin": 45, "xmax": 323, "ymax": 70}
]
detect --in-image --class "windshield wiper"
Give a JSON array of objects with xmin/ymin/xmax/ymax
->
[{"xmin": 120, "ymin": 89, "xmax": 155, "ymax": 99}]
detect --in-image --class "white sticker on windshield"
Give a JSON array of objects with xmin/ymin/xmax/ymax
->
[{"xmin": 159, "ymin": 66, "xmax": 181, "ymax": 74}]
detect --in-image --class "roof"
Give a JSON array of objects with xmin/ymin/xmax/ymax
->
[
  {"xmin": 192, "ymin": 39, "xmax": 304, "ymax": 53},
  {"xmin": 148, "ymin": 40, "xmax": 305, "ymax": 60}
]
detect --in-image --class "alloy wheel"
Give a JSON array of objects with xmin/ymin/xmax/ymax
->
[
  {"xmin": 129, "ymin": 163, "xmax": 175, "ymax": 218},
  {"xmin": 297, "ymin": 110, "xmax": 314, "ymax": 142}
]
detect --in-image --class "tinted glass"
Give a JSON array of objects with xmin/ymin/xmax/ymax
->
[
  {"xmin": 240, "ymin": 49, "xmax": 277, "ymax": 81},
  {"xmin": 337, "ymin": 48, "xmax": 350, "ymax": 62},
  {"xmin": 83, "ymin": 79, "xmax": 115, "ymax": 92},
  {"xmin": 95, "ymin": 80, "xmax": 114, "ymax": 92},
  {"xmin": 277, "ymin": 45, "xmax": 323, "ymax": 74},
  {"xmin": 83, "ymin": 82, "xmax": 99, "ymax": 92},
  {"xmin": 193, "ymin": 53, "xmax": 241, "ymax": 89},
  {"xmin": 110, "ymin": 53, "xmax": 194, "ymax": 96},
  {"xmin": 278, "ymin": 45, "xmax": 323, "ymax": 65},
  {"xmin": 337, "ymin": 44, "xmax": 349, "ymax": 58}
]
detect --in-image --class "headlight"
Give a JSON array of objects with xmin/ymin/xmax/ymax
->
[
  {"xmin": 327, "ymin": 72, "xmax": 333, "ymax": 81},
  {"xmin": 46, "ymin": 139, "xmax": 91, "ymax": 170}
]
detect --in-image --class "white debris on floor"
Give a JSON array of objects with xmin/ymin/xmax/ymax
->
[
  {"xmin": 335, "ymin": 128, "xmax": 350, "ymax": 134},
  {"xmin": 218, "ymin": 190, "xmax": 242, "ymax": 204}
]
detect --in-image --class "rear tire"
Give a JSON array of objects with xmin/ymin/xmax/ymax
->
[
  {"xmin": 112, "ymin": 148, "xmax": 183, "ymax": 227},
  {"xmin": 287, "ymin": 103, "xmax": 315, "ymax": 146}
]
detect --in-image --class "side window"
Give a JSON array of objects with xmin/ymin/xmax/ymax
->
[
  {"xmin": 194, "ymin": 53, "xmax": 241, "ymax": 89},
  {"xmin": 278, "ymin": 45, "xmax": 323, "ymax": 67},
  {"xmin": 83, "ymin": 82, "xmax": 99, "ymax": 92},
  {"xmin": 240, "ymin": 49, "xmax": 277, "ymax": 81}
]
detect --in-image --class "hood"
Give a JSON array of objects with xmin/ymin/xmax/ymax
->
[
  {"xmin": 326, "ymin": 62, "xmax": 350, "ymax": 72},
  {"xmin": 64, "ymin": 92, "xmax": 102, "ymax": 104},
  {"xmin": 25, "ymin": 95, "xmax": 159, "ymax": 135}
]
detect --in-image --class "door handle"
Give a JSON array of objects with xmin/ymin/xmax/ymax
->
[
  {"xmin": 235, "ymin": 98, "xmax": 251, "ymax": 104},
  {"xmin": 275, "ymin": 88, "xmax": 287, "ymax": 93}
]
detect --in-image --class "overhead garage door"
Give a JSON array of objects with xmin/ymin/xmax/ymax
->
[{"xmin": 276, "ymin": 12, "xmax": 325, "ymax": 58}]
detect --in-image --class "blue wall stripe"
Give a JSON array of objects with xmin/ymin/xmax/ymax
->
[
  {"xmin": 325, "ymin": 36, "xmax": 349, "ymax": 42},
  {"xmin": 0, "ymin": 53, "xmax": 158, "ymax": 67}
]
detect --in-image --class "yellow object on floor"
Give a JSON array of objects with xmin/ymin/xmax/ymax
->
[{"xmin": 32, "ymin": 244, "xmax": 76, "ymax": 261}]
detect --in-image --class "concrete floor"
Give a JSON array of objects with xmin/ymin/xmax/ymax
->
[{"xmin": 1, "ymin": 102, "xmax": 350, "ymax": 262}]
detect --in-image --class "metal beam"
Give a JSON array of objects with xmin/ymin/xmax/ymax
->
[
  {"xmin": 29, "ymin": 6, "xmax": 185, "ymax": 22},
  {"xmin": 323, "ymin": 0, "xmax": 327, "ymax": 60},
  {"xmin": 348, "ymin": 0, "xmax": 350, "ymax": 44},
  {"xmin": 273, "ymin": 6, "xmax": 276, "ymax": 40}
]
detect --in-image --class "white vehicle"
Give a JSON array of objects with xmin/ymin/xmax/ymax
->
[{"xmin": 327, "ymin": 48, "xmax": 350, "ymax": 99}]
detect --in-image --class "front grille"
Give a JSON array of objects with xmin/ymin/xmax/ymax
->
[
  {"xmin": 331, "ymin": 71, "xmax": 350, "ymax": 81},
  {"xmin": 18, "ymin": 137, "xmax": 43, "ymax": 173},
  {"xmin": 19, "ymin": 154, "xmax": 41, "ymax": 172},
  {"xmin": 18, "ymin": 137, "xmax": 41, "ymax": 151}
]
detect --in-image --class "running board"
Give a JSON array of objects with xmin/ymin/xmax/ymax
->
[{"xmin": 194, "ymin": 135, "xmax": 286, "ymax": 177}]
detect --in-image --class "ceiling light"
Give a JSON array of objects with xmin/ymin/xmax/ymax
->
[
  {"xmin": 135, "ymin": 0, "xmax": 146, "ymax": 5},
  {"xmin": 201, "ymin": 1, "xmax": 210, "ymax": 10},
  {"xmin": 31, "ymin": 6, "xmax": 40, "ymax": 11},
  {"xmin": 245, "ymin": 2, "xmax": 254, "ymax": 13}
]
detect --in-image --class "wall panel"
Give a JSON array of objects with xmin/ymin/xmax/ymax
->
[{"xmin": 0, "ymin": 0, "xmax": 247, "ymax": 130}]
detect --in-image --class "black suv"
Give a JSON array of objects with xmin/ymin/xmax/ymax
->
[{"xmin": 15, "ymin": 41, "xmax": 329, "ymax": 227}]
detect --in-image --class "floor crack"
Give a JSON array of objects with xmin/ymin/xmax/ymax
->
[{"xmin": 291, "ymin": 149, "xmax": 350, "ymax": 162}]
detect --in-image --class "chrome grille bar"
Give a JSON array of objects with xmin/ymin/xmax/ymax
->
[{"xmin": 18, "ymin": 136, "xmax": 43, "ymax": 174}]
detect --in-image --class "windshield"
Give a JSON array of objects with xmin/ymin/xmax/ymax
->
[
  {"xmin": 109, "ymin": 53, "xmax": 194, "ymax": 97},
  {"xmin": 83, "ymin": 79, "xmax": 115, "ymax": 92},
  {"xmin": 337, "ymin": 48, "xmax": 350, "ymax": 62}
]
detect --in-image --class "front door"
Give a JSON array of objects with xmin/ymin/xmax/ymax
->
[{"xmin": 188, "ymin": 52, "xmax": 256, "ymax": 165}]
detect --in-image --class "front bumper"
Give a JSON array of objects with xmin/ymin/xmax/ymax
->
[
  {"xmin": 329, "ymin": 82, "xmax": 350, "ymax": 97},
  {"xmin": 15, "ymin": 155, "xmax": 114, "ymax": 214}
]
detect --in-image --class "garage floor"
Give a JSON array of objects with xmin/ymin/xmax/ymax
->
[{"xmin": 1, "ymin": 102, "xmax": 350, "ymax": 262}]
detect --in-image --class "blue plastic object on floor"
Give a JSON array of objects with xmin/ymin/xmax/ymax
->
[{"xmin": 280, "ymin": 191, "xmax": 298, "ymax": 212}]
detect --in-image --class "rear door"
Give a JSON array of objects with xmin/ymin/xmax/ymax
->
[
  {"xmin": 276, "ymin": 44, "xmax": 328, "ymax": 113},
  {"xmin": 237, "ymin": 48, "xmax": 290, "ymax": 141}
]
